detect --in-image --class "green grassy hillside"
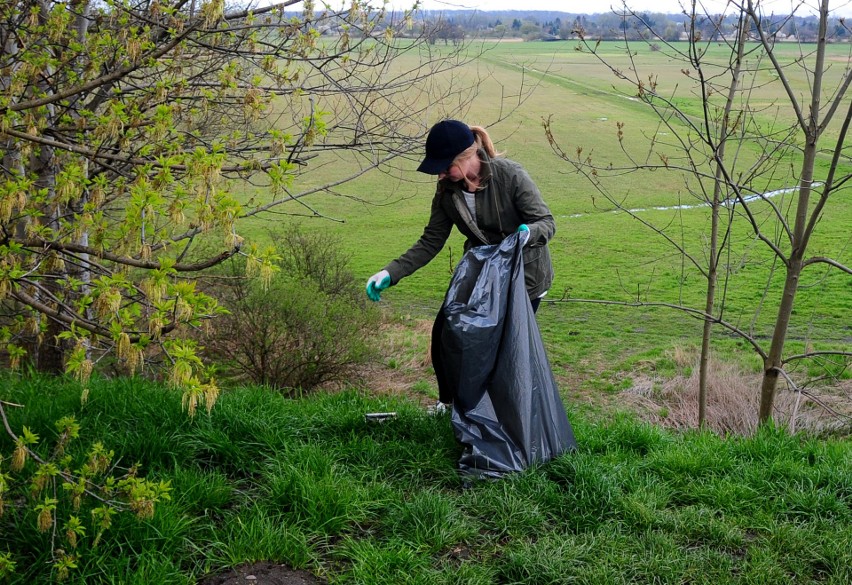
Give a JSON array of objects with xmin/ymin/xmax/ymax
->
[{"xmin": 1, "ymin": 376, "xmax": 849, "ymax": 584}]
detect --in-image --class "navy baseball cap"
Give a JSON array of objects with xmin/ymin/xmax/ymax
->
[{"xmin": 417, "ymin": 120, "xmax": 475, "ymax": 175}]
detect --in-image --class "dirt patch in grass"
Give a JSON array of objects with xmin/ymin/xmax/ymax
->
[
  {"xmin": 342, "ymin": 317, "xmax": 439, "ymax": 407},
  {"xmin": 197, "ymin": 562, "xmax": 326, "ymax": 585}
]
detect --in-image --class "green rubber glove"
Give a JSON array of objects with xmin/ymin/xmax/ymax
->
[
  {"xmin": 366, "ymin": 270, "xmax": 391, "ymax": 302},
  {"xmin": 517, "ymin": 224, "xmax": 530, "ymax": 246}
]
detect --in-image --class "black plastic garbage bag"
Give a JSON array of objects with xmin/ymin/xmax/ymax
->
[{"xmin": 441, "ymin": 233, "xmax": 576, "ymax": 479}]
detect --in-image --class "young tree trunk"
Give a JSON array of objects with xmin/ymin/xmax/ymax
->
[
  {"xmin": 756, "ymin": 0, "xmax": 826, "ymax": 423},
  {"xmin": 698, "ymin": 12, "xmax": 748, "ymax": 426},
  {"xmin": 758, "ymin": 150, "xmax": 815, "ymax": 422},
  {"xmin": 758, "ymin": 257, "xmax": 804, "ymax": 421}
]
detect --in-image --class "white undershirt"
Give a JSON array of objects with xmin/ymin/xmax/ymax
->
[{"xmin": 463, "ymin": 190, "xmax": 476, "ymax": 223}]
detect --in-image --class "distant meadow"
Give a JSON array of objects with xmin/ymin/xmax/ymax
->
[{"xmin": 252, "ymin": 39, "xmax": 851, "ymax": 379}]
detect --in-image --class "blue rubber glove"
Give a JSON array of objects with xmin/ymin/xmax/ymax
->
[
  {"xmin": 517, "ymin": 224, "xmax": 530, "ymax": 246},
  {"xmin": 366, "ymin": 270, "xmax": 391, "ymax": 302}
]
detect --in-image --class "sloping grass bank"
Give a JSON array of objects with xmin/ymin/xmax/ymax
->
[{"xmin": 1, "ymin": 375, "xmax": 850, "ymax": 584}]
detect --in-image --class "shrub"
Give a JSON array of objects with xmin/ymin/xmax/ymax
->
[{"xmin": 203, "ymin": 225, "xmax": 379, "ymax": 392}]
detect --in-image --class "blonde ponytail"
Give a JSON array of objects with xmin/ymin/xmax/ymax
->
[
  {"xmin": 453, "ymin": 125, "xmax": 503, "ymax": 166},
  {"xmin": 470, "ymin": 126, "xmax": 502, "ymax": 158}
]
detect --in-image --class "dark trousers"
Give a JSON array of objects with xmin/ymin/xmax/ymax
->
[{"xmin": 432, "ymin": 297, "xmax": 541, "ymax": 404}]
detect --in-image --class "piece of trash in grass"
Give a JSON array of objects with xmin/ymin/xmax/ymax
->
[{"xmin": 365, "ymin": 412, "xmax": 397, "ymax": 422}]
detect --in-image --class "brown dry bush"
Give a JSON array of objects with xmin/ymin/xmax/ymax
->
[{"xmin": 622, "ymin": 350, "xmax": 852, "ymax": 436}]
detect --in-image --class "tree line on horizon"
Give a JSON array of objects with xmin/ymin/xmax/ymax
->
[{"xmin": 376, "ymin": 9, "xmax": 851, "ymax": 43}]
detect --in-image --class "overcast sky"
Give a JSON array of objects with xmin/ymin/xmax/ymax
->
[{"xmin": 382, "ymin": 0, "xmax": 852, "ymax": 17}]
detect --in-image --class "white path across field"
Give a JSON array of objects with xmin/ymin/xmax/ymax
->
[{"xmin": 561, "ymin": 185, "xmax": 813, "ymax": 219}]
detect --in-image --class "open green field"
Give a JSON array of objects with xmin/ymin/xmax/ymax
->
[{"xmin": 260, "ymin": 40, "xmax": 851, "ymax": 388}]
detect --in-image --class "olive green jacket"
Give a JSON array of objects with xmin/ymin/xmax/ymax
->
[{"xmin": 384, "ymin": 151, "xmax": 555, "ymax": 299}]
